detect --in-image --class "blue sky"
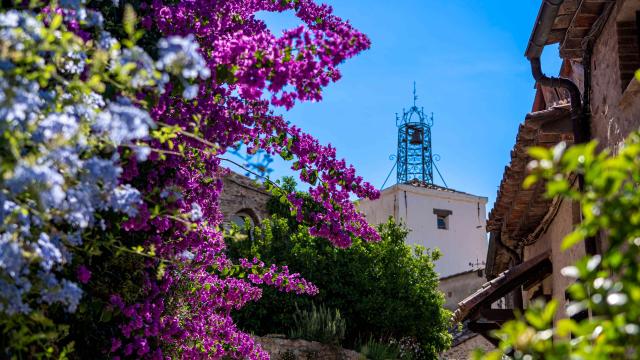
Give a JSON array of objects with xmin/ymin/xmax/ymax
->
[{"xmin": 230, "ymin": 1, "xmax": 562, "ymax": 210}]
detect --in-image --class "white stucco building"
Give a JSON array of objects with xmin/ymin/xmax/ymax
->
[{"xmin": 358, "ymin": 180, "xmax": 488, "ymax": 278}]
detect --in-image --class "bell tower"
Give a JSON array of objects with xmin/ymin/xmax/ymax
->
[{"xmin": 396, "ymin": 83, "xmax": 434, "ymax": 184}]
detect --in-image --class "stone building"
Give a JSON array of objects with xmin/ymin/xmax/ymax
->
[
  {"xmin": 453, "ymin": 0, "xmax": 640, "ymax": 345},
  {"xmin": 218, "ymin": 171, "xmax": 271, "ymax": 227},
  {"xmin": 440, "ymin": 269, "xmax": 487, "ymax": 311}
]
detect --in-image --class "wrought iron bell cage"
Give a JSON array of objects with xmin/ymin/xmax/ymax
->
[{"xmin": 396, "ymin": 85, "xmax": 434, "ymax": 184}]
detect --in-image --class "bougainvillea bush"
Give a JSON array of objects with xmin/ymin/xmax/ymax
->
[{"xmin": 0, "ymin": 1, "xmax": 379, "ymax": 358}]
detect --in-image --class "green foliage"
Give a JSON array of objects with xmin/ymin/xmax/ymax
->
[
  {"xmin": 475, "ymin": 132, "xmax": 640, "ymax": 359},
  {"xmin": 227, "ymin": 178, "xmax": 451, "ymax": 358},
  {"xmin": 358, "ymin": 338, "xmax": 400, "ymax": 360},
  {"xmin": 289, "ymin": 303, "xmax": 346, "ymax": 345}
]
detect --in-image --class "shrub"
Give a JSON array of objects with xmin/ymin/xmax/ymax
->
[
  {"xmin": 358, "ymin": 338, "xmax": 401, "ymax": 360},
  {"xmin": 387, "ymin": 337, "xmax": 425, "ymax": 360},
  {"xmin": 289, "ymin": 303, "xmax": 346, "ymax": 345}
]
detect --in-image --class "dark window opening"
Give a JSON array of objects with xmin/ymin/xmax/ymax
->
[
  {"xmin": 433, "ymin": 208, "xmax": 452, "ymax": 230},
  {"xmin": 437, "ymin": 215, "xmax": 448, "ymax": 230},
  {"xmin": 616, "ymin": 12, "xmax": 640, "ymax": 91}
]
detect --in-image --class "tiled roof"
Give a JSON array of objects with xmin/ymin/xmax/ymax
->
[
  {"xmin": 528, "ymin": 0, "xmax": 613, "ymax": 60},
  {"xmin": 453, "ymin": 250, "xmax": 552, "ymax": 324},
  {"xmin": 486, "ymin": 105, "xmax": 573, "ymax": 276}
]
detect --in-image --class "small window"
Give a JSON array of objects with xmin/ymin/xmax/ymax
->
[
  {"xmin": 433, "ymin": 209, "xmax": 452, "ymax": 230},
  {"xmin": 437, "ymin": 215, "xmax": 448, "ymax": 230}
]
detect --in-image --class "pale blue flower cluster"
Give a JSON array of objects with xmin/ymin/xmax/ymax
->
[
  {"xmin": 157, "ymin": 35, "xmax": 211, "ymax": 99},
  {"xmin": 116, "ymin": 46, "xmax": 159, "ymax": 89},
  {"xmin": 58, "ymin": 0, "xmax": 104, "ymax": 29},
  {"xmin": 97, "ymin": 31, "xmax": 119, "ymax": 57},
  {"xmin": 0, "ymin": 77, "xmax": 44, "ymax": 129},
  {"xmin": 34, "ymin": 112, "xmax": 79, "ymax": 142},
  {"xmin": 62, "ymin": 50, "xmax": 87, "ymax": 75},
  {"xmin": 189, "ymin": 202, "xmax": 203, "ymax": 221},
  {"xmin": 109, "ymin": 184, "xmax": 142, "ymax": 217},
  {"xmin": 38, "ymin": 272, "xmax": 83, "ymax": 313},
  {"xmin": 0, "ymin": 10, "xmax": 42, "ymax": 44},
  {"xmin": 0, "ymin": 10, "xmax": 148, "ymax": 315},
  {"xmin": 0, "ymin": 7, "xmax": 210, "ymax": 316},
  {"xmin": 94, "ymin": 98, "xmax": 153, "ymax": 145}
]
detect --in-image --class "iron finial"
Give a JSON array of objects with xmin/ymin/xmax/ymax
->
[{"xmin": 413, "ymin": 81, "xmax": 418, "ymax": 107}]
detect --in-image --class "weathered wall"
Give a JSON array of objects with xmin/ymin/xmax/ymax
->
[
  {"xmin": 588, "ymin": 0, "xmax": 640, "ymax": 151},
  {"xmin": 440, "ymin": 334, "xmax": 494, "ymax": 360},
  {"xmin": 255, "ymin": 336, "xmax": 362, "ymax": 360},
  {"xmin": 522, "ymin": 198, "xmax": 584, "ymax": 320},
  {"xmin": 359, "ymin": 184, "xmax": 488, "ymax": 277},
  {"xmin": 219, "ymin": 171, "xmax": 271, "ymax": 224},
  {"xmin": 440, "ymin": 270, "xmax": 487, "ymax": 310}
]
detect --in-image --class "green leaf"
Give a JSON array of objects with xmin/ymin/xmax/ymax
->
[
  {"xmin": 525, "ymin": 310, "xmax": 546, "ymax": 330},
  {"xmin": 523, "ymin": 174, "xmax": 539, "ymax": 189},
  {"xmin": 556, "ymin": 318, "xmax": 576, "ymax": 337},
  {"xmin": 562, "ymin": 229, "xmax": 586, "ymax": 251},
  {"xmin": 528, "ymin": 146, "xmax": 551, "ymax": 160},
  {"xmin": 541, "ymin": 300, "xmax": 557, "ymax": 324},
  {"xmin": 50, "ymin": 14, "xmax": 63, "ymax": 30},
  {"xmin": 123, "ymin": 4, "xmax": 137, "ymax": 37},
  {"xmin": 546, "ymin": 179, "xmax": 570, "ymax": 196}
]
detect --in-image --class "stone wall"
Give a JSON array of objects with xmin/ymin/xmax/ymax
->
[
  {"xmin": 255, "ymin": 336, "xmax": 363, "ymax": 360},
  {"xmin": 440, "ymin": 334, "xmax": 494, "ymax": 360},
  {"xmin": 219, "ymin": 171, "xmax": 271, "ymax": 225},
  {"xmin": 588, "ymin": 0, "xmax": 640, "ymax": 151},
  {"xmin": 440, "ymin": 270, "xmax": 487, "ymax": 310}
]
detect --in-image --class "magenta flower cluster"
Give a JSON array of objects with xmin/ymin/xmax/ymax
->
[{"xmin": 104, "ymin": 0, "xmax": 380, "ymax": 358}]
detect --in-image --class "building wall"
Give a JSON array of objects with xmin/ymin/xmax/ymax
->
[
  {"xmin": 588, "ymin": 0, "xmax": 640, "ymax": 151},
  {"xmin": 359, "ymin": 184, "xmax": 488, "ymax": 277},
  {"xmin": 440, "ymin": 270, "xmax": 487, "ymax": 310},
  {"xmin": 522, "ymin": 198, "xmax": 584, "ymax": 320},
  {"xmin": 219, "ymin": 172, "xmax": 271, "ymax": 225}
]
